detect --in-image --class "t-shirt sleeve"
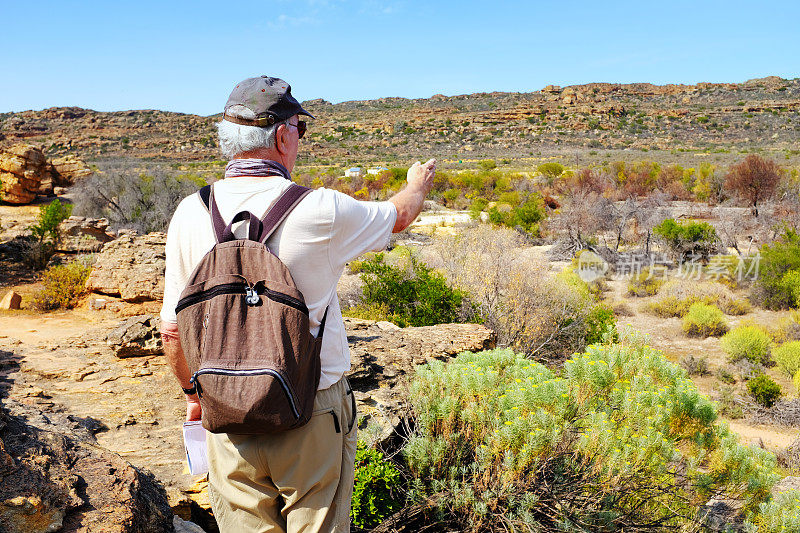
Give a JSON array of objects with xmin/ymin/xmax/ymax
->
[{"xmin": 327, "ymin": 191, "xmax": 397, "ymax": 273}]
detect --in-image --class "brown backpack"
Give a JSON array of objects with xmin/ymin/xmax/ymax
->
[{"xmin": 175, "ymin": 182, "xmax": 326, "ymax": 434}]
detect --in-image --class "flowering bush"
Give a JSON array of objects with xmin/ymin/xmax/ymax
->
[
  {"xmin": 403, "ymin": 330, "xmax": 779, "ymax": 531},
  {"xmin": 745, "ymin": 489, "xmax": 800, "ymax": 532}
]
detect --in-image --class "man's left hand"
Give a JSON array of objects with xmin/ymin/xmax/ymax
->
[{"xmin": 186, "ymin": 396, "xmax": 202, "ymax": 421}]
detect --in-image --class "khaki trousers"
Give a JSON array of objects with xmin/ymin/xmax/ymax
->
[{"xmin": 206, "ymin": 376, "xmax": 357, "ymax": 533}]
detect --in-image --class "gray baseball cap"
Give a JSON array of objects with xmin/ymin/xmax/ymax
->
[{"xmin": 223, "ymin": 76, "xmax": 314, "ymax": 127}]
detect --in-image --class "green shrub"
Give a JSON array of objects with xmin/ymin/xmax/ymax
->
[
  {"xmin": 30, "ymin": 198, "xmax": 72, "ymax": 246},
  {"xmin": 653, "ymin": 218, "xmax": 718, "ymax": 261},
  {"xmin": 721, "ymin": 325, "xmax": 773, "ymax": 364},
  {"xmin": 477, "ymin": 159, "xmax": 497, "ymax": 171},
  {"xmin": 25, "ymin": 199, "xmax": 73, "ymax": 269},
  {"xmin": 773, "ymin": 341, "xmax": 800, "ymax": 379},
  {"xmin": 32, "ymin": 260, "xmax": 92, "ymax": 311},
  {"xmin": 779, "ymin": 269, "xmax": 800, "ymax": 308},
  {"xmin": 626, "ymin": 269, "xmax": 665, "ymax": 297},
  {"xmin": 353, "ymin": 253, "xmax": 470, "ymax": 327},
  {"xmin": 584, "ymin": 304, "xmax": 617, "ymax": 345},
  {"xmin": 537, "ymin": 161, "xmax": 565, "ymax": 183},
  {"xmin": 681, "ymin": 303, "xmax": 728, "ymax": 337},
  {"xmin": 756, "ymin": 229, "xmax": 800, "ymax": 309},
  {"xmin": 745, "ymin": 489, "xmax": 800, "ymax": 532},
  {"xmin": 486, "ymin": 194, "xmax": 546, "ymax": 236},
  {"xmin": 404, "ymin": 336, "xmax": 778, "ymax": 531},
  {"xmin": 441, "ymin": 188, "xmax": 460, "ymax": 206},
  {"xmin": 351, "ymin": 441, "xmax": 402, "ymax": 530},
  {"xmin": 747, "ymin": 374, "xmax": 782, "ymax": 408},
  {"xmin": 468, "ymin": 197, "xmax": 488, "ymax": 219}
]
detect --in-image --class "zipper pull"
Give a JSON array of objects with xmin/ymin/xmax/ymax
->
[
  {"xmin": 245, "ymin": 285, "xmax": 259, "ymax": 306},
  {"xmin": 190, "ymin": 375, "xmax": 203, "ymax": 398}
]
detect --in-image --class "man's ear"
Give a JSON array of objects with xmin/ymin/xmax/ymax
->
[{"xmin": 275, "ymin": 123, "xmax": 289, "ymax": 155}]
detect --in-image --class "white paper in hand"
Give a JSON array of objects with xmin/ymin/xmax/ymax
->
[{"xmin": 183, "ymin": 421, "xmax": 209, "ymax": 475}]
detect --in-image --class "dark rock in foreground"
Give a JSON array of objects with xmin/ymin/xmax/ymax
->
[{"xmin": 0, "ymin": 397, "xmax": 174, "ymax": 533}]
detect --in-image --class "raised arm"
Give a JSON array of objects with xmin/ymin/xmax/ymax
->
[{"xmin": 388, "ymin": 158, "xmax": 436, "ymax": 233}]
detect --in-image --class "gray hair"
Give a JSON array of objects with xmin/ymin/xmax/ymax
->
[{"xmin": 217, "ymin": 105, "xmax": 291, "ymax": 158}]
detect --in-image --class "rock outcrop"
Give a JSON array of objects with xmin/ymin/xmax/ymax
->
[
  {"xmin": 0, "ymin": 145, "xmax": 92, "ymax": 204},
  {"xmin": 58, "ymin": 216, "xmax": 116, "ymax": 253},
  {"xmin": 86, "ymin": 232, "xmax": 166, "ymax": 302},
  {"xmin": 0, "ymin": 397, "xmax": 174, "ymax": 533},
  {"xmin": 107, "ymin": 315, "xmax": 163, "ymax": 357},
  {"xmin": 50, "ymin": 155, "xmax": 93, "ymax": 186},
  {"xmin": 0, "ymin": 144, "xmax": 49, "ymax": 204}
]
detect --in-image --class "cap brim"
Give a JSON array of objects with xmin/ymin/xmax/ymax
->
[{"xmin": 298, "ymin": 107, "xmax": 315, "ymax": 120}]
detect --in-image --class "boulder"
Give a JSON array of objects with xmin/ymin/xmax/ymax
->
[
  {"xmin": 49, "ymin": 155, "xmax": 92, "ymax": 186},
  {"xmin": 86, "ymin": 232, "xmax": 166, "ymax": 302},
  {"xmin": 0, "ymin": 144, "xmax": 50, "ymax": 203},
  {"xmin": 58, "ymin": 216, "xmax": 116, "ymax": 253},
  {"xmin": 0, "ymin": 398, "xmax": 174, "ymax": 533},
  {"xmin": 345, "ymin": 318, "xmax": 496, "ymax": 444},
  {"xmin": 106, "ymin": 315, "xmax": 163, "ymax": 357},
  {"xmin": 0, "ymin": 291, "xmax": 21, "ymax": 310}
]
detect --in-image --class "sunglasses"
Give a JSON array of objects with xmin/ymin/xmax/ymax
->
[{"xmin": 289, "ymin": 120, "xmax": 307, "ymax": 139}]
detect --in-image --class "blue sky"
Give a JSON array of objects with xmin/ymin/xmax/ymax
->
[{"xmin": 2, "ymin": 0, "xmax": 798, "ymax": 115}]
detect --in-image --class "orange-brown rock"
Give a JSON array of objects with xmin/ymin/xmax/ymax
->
[
  {"xmin": 49, "ymin": 155, "xmax": 92, "ymax": 186},
  {"xmin": 0, "ymin": 291, "xmax": 21, "ymax": 310},
  {"xmin": 86, "ymin": 231, "xmax": 166, "ymax": 302},
  {"xmin": 0, "ymin": 144, "xmax": 49, "ymax": 203}
]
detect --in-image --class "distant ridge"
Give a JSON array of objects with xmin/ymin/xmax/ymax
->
[{"xmin": 1, "ymin": 77, "xmax": 798, "ymax": 164}]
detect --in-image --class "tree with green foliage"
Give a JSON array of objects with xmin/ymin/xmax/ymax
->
[
  {"xmin": 487, "ymin": 194, "xmax": 546, "ymax": 236},
  {"xmin": 25, "ymin": 198, "xmax": 73, "ymax": 269},
  {"xmin": 31, "ymin": 198, "xmax": 72, "ymax": 246},
  {"xmin": 756, "ymin": 229, "xmax": 800, "ymax": 309},
  {"xmin": 653, "ymin": 218, "xmax": 719, "ymax": 262}
]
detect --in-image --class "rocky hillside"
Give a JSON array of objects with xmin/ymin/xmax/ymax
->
[{"xmin": 1, "ymin": 76, "xmax": 798, "ymax": 166}]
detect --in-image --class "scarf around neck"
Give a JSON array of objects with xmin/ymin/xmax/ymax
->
[{"xmin": 224, "ymin": 159, "xmax": 291, "ymax": 180}]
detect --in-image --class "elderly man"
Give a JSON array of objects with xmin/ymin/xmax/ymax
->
[{"xmin": 159, "ymin": 76, "xmax": 435, "ymax": 532}]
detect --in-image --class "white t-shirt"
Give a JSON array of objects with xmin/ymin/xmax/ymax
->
[{"xmin": 160, "ymin": 176, "xmax": 397, "ymax": 390}]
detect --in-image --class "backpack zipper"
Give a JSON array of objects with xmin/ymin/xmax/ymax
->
[
  {"xmin": 176, "ymin": 282, "xmax": 308, "ymax": 315},
  {"xmin": 190, "ymin": 367, "xmax": 300, "ymax": 419}
]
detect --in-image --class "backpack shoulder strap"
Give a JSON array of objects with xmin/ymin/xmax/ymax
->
[
  {"xmin": 198, "ymin": 184, "xmax": 227, "ymax": 243},
  {"xmin": 257, "ymin": 183, "xmax": 312, "ymax": 244},
  {"xmin": 198, "ymin": 185, "xmax": 212, "ymax": 211}
]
